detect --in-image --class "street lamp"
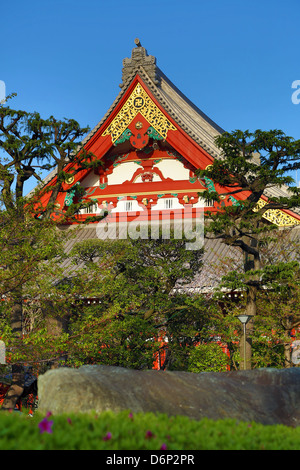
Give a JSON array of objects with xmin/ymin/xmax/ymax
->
[
  {"xmin": 0, "ymin": 340, "xmax": 6, "ymax": 364},
  {"xmin": 236, "ymin": 314, "xmax": 253, "ymax": 370}
]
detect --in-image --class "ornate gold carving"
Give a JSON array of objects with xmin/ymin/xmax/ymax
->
[
  {"xmin": 102, "ymin": 83, "xmax": 177, "ymax": 143},
  {"xmin": 254, "ymin": 198, "xmax": 300, "ymax": 227},
  {"xmin": 65, "ymin": 175, "xmax": 75, "ymax": 185}
]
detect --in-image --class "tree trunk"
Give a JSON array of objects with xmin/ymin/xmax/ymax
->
[
  {"xmin": 284, "ymin": 343, "xmax": 291, "ymax": 368},
  {"xmin": 2, "ymin": 297, "xmax": 25, "ymax": 410},
  {"xmin": 240, "ymin": 235, "xmax": 261, "ymax": 370},
  {"xmin": 46, "ymin": 316, "xmax": 68, "ymax": 369}
]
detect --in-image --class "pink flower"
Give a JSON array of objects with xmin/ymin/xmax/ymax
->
[
  {"xmin": 103, "ymin": 432, "xmax": 112, "ymax": 441},
  {"xmin": 67, "ymin": 417, "xmax": 72, "ymax": 425},
  {"xmin": 128, "ymin": 412, "xmax": 134, "ymax": 420},
  {"xmin": 160, "ymin": 443, "xmax": 167, "ymax": 450},
  {"xmin": 145, "ymin": 430, "xmax": 155, "ymax": 439},
  {"xmin": 46, "ymin": 411, "xmax": 52, "ymax": 417},
  {"xmin": 38, "ymin": 417, "xmax": 53, "ymax": 434}
]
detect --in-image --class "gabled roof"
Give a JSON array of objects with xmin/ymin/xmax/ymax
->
[
  {"xmin": 30, "ymin": 40, "xmax": 222, "ymax": 198},
  {"xmin": 81, "ymin": 39, "xmax": 224, "ymax": 159},
  {"xmin": 29, "ymin": 40, "xmax": 300, "ymax": 229}
]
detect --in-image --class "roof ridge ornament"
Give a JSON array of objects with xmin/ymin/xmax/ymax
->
[{"xmin": 120, "ymin": 38, "xmax": 160, "ymax": 88}]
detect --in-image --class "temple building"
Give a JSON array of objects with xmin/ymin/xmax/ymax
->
[
  {"xmin": 37, "ymin": 39, "xmax": 300, "ymax": 278},
  {"xmin": 32, "ymin": 39, "xmax": 300, "ymax": 369}
]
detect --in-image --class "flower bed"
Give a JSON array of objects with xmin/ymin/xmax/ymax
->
[{"xmin": 0, "ymin": 409, "xmax": 299, "ymax": 450}]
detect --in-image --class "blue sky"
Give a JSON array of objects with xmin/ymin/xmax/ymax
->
[{"xmin": 2, "ymin": 0, "xmax": 300, "ymax": 187}]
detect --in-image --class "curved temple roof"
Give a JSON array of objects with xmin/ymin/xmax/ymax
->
[
  {"xmin": 29, "ymin": 39, "xmax": 300, "ymax": 228},
  {"xmin": 82, "ymin": 38, "xmax": 224, "ymax": 158}
]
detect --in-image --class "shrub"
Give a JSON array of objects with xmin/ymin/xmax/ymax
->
[
  {"xmin": 187, "ymin": 343, "xmax": 229, "ymax": 372},
  {"xmin": 0, "ymin": 409, "xmax": 299, "ymax": 450}
]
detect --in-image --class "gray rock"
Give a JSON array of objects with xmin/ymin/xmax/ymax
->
[{"xmin": 37, "ymin": 365, "xmax": 300, "ymax": 426}]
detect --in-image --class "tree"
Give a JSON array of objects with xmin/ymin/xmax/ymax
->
[
  {"xmin": 255, "ymin": 260, "xmax": 300, "ymax": 367},
  {"xmin": 196, "ymin": 129, "xmax": 300, "ymax": 368},
  {"xmin": 187, "ymin": 342, "xmax": 229, "ymax": 372},
  {"xmin": 66, "ymin": 232, "xmax": 204, "ymax": 370},
  {"xmin": 0, "ymin": 98, "xmax": 103, "ymax": 409}
]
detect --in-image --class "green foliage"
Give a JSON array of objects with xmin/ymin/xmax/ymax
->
[
  {"xmin": 200, "ymin": 129, "xmax": 300, "ymax": 196},
  {"xmin": 161, "ymin": 295, "xmax": 222, "ymax": 370},
  {"xmin": 187, "ymin": 343, "xmax": 230, "ymax": 372},
  {"xmin": 63, "ymin": 234, "xmax": 205, "ymax": 370},
  {"xmin": 66, "ymin": 305, "xmax": 158, "ymax": 369},
  {"xmin": 196, "ymin": 128, "xmax": 300, "ymax": 259},
  {"xmin": 3, "ymin": 110, "xmax": 300, "ymax": 387},
  {"xmin": 0, "ymin": 410, "xmax": 299, "ymax": 450},
  {"xmin": 193, "ymin": 129, "xmax": 300, "ymax": 369}
]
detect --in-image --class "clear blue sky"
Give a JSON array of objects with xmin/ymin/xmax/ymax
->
[{"xmin": 2, "ymin": 0, "xmax": 300, "ymax": 186}]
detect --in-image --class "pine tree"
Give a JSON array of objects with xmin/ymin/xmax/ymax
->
[
  {"xmin": 0, "ymin": 98, "xmax": 100, "ymax": 409},
  {"xmin": 197, "ymin": 129, "xmax": 300, "ymax": 369}
]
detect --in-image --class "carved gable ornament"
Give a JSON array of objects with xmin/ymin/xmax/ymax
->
[
  {"xmin": 254, "ymin": 198, "xmax": 300, "ymax": 227},
  {"xmin": 102, "ymin": 83, "xmax": 176, "ymax": 146}
]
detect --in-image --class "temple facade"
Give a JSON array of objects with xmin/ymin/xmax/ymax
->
[{"xmin": 37, "ymin": 39, "xmax": 300, "ymax": 242}]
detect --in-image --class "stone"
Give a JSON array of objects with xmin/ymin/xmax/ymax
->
[
  {"xmin": 37, "ymin": 365, "xmax": 300, "ymax": 426},
  {"xmin": 120, "ymin": 40, "xmax": 160, "ymax": 88}
]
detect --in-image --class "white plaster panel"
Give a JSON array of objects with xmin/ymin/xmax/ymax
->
[
  {"xmin": 80, "ymin": 171, "xmax": 99, "ymax": 187},
  {"xmin": 107, "ymin": 162, "xmax": 140, "ymax": 185},
  {"xmin": 155, "ymin": 159, "xmax": 189, "ymax": 180}
]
